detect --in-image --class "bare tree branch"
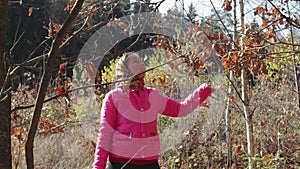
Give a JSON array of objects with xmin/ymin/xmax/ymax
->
[
  {"xmin": 25, "ymin": 1, "xmax": 85, "ymax": 168},
  {"xmin": 267, "ymin": 0, "xmax": 300, "ymax": 30}
]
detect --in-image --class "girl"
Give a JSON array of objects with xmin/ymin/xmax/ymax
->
[{"xmin": 93, "ymin": 52, "xmax": 214, "ymax": 169}]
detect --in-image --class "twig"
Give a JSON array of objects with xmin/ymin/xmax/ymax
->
[
  {"xmin": 107, "ymin": 0, "xmax": 167, "ymax": 55},
  {"xmin": 267, "ymin": 0, "xmax": 300, "ymax": 30},
  {"xmin": 120, "ymin": 145, "xmax": 148, "ymax": 169},
  {"xmin": 25, "ymin": 0, "xmax": 85, "ymax": 168},
  {"xmin": 0, "ymin": 66, "xmax": 12, "ymax": 101},
  {"xmin": 12, "ymin": 55, "xmax": 185, "ymax": 111},
  {"xmin": 209, "ymin": 0, "xmax": 238, "ymax": 48},
  {"xmin": 59, "ymin": 16, "xmax": 89, "ymax": 49}
]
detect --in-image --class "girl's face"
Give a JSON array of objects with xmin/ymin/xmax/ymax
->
[
  {"xmin": 126, "ymin": 54, "xmax": 146, "ymax": 91},
  {"xmin": 129, "ymin": 73, "xmax": 145, "ymax": 91},
  {"xmin": 126, "ymin": 54, "xmax": 146, "ymax": 76}
]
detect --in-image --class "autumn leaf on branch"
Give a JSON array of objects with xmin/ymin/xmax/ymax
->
[
  {"xmin": 249, "ymin": 59, "xmax": 268, "ymax": 75},
  {"xmin": 54, "ymin": 86, "xmax": 67, "ymax": 96},
  {"xmin": 159, "ymin": 73, "xmax": 166, "ymax": 86},
  {"xmin": 53, "ymin": 23, "xmax": 61, "ymax": 33},
  {"xmin": 47, "ymin": 21, "xmax": 61, "ymax": 37},
  {"xmin": 65, "ymin": 0, "xmax": 76, "ymax": 12},
  {"xmin": 236, "ymin": 145, "xmax": 243, "ymax": 154},
  {"xmin": 54, "ymin": 86, "xmax": 71, "ymax": 107},
  {"xmin": 59, "ymin": 62, "xmax": 68, "ymax": 70},
  {"xmin": 222, "ymin": 0, "xmax": 232, "ymax": 11},
  {"xmin": 156, "ymin": 35, "xmax": 168, "ymax": 50},
  {"xmin": 254, "ymin": 6, "xmax": 265, "ymax": 15},
  {"xmin": 48, "ymin": 20, "xmax": 53, "ymax": 37},
  {"xmin": 28, "ymin": 7, "xmax": 33, "ymax": 16}
]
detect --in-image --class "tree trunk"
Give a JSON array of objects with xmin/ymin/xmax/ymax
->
[
  {"xmin": 225, "ymin": 71, "xmax": 233, "ymax": 169},
  {"xmin": 225, "ymin": 1, "xmax": 238, "ymax": 168},
  {"xmin": 0, "ymin": 0, "xmax": 12, "ymax": 169},
  {"xmin": 287, "ymin": 1, "xmax": 300, "ymax": 108},
  {"xmin": 241, "ymin": 69, "xmax": 254, "ymax": 169},
  {"xmin": 25, "ymin": 0, "xmax": 84, "ymax": 168},
  {"xmin": 240, "ymin": 0, "xmax": 254, "ymax": 168}
]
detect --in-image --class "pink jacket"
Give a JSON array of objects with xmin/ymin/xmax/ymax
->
[{"xmin": 93, "ymin": 83, "xmax": 212, "ymax": 169}]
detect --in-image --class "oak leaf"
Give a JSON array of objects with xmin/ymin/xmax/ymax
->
[
  {"xmin": 254, "ymin": 6, "xmax": 264, "ymax": 15},
  {"xmin": 236, "ymin": 145, "xmax": 242, "ymax": 154},
  {"xmin": 272, "ymin": 8, "xmax": 279, "ymax": 15},
  {"xmin": 60, "ymin": 62, "xmax": 68, "ymax": 69},
  {"xmin": 28, "ymin": 7, "xmax": 33, "ymax": 16},
  {"xmin": 263, "ymin": 155, "xmax": 270, "ymax": 163},
  {"xmin": 53, "ymin": 23, "xmax": 61, "ymax": 33},
  {"xmin": 159, "ymin": 74, "xmax": 166, "ymax": 86},
  {"xmin": 54, "ymin": 86, "xmax": 66, "ymax": 96}
]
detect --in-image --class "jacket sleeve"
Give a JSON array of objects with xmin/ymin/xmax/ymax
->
[
  {"xmin": 162, "ymin": 83, "xmax": 212, "ymax": 117},
  {"xmin": 93, "ymin": 92, "xmax": 117, "ymax": 169}
]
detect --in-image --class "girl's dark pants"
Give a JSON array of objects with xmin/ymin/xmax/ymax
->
[{"xmin": 107, "ymin": 161, "xmax": 160, "ymax": 169}]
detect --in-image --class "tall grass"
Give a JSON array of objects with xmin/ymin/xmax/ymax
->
[{"xmin": 34, "ymin": 122, "xmax": 98, "ymax": 169}]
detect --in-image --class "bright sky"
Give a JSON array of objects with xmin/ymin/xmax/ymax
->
[
  {"xmin": 152, "ymin": 0, "xmax": 223, "ymax": 17},
  {"xmin": 153, "ymin": 0, "xmax": 269, "ymax": 24}
]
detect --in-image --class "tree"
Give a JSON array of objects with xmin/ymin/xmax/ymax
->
[
  {"xmin": 166, "ymin": 3, "xmax": 181, "ymax": 18},
  {"xmin": 133, "ymin": 0, "xmax": 155, "ymax": 13},
  {"xmin": 7, "ymin": 0, "xmax": 47, "ymax": 66},
  {"xmin": 185, "ymin": 2, "xmax": 198, "ymax": 23},
  {"xmin": 211, "ymin": 0, "xmax": 299, "ymax": 168},
  {"xmin": 25, "ymin": 1, "xmax": 85, "ymax": 168},
  {"xmin": 4, "ymin": 0, "xmax": 299, "ymax": 168},
  {"xmin": 0, "ymin": 0, "xmax": 12, "ymax": 168},
  {"xmin": 8, "ymin": 0, "xmax": 163, "ymax": 167}
]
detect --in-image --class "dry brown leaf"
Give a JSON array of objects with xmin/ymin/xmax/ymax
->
[{"xmin": 28, "ymin": 7, "xmax": 33, "ymax": 16}]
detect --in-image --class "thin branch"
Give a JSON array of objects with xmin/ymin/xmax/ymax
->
[
  {"xmin": 0, "ymin": 66, "xmax": 12, "ymax": 101},
  {"xmin": 210, "ymin": 0, "xmax": 238, "ymax": 48},
  {"xmin": 257, "ymin": 17, "xmax": 285, "ymax": 35},
  {"xmin": 59, "ymin": 16, "xmax": 89, "ymax": 49},
  {"xmin": 0, "ymin": 87, "xmax": 12, "ymax": 102},
  {"xmin": 9, "ymin": 31, "xmax": 24, "ymax": 61},
  {"xmin": 9, "ymin": 54, "xmax": 47, "ymax": 76},
  {"xmin": 225, "ymin": 73, "xmax": 246, "ymax": 107},
  {"xmin": 267, "ymin": 0, "xmax": 300, "ymax": 30},
  {"xmin": 119, "ymin": 0, "xmax": 167, "ymax": 54},
  {"xmin": 25, "ymin": 0, "xmax": 85, "ymax": 168},
  {"xmin": 13, "ymin": 55, "xmax": 184, "ymax": 111},
  {"xmin": 287, "ymin": 1, "xmax": 300, "ymax": 108},
  {"xmin": 28, "ymin": 37, "xmax": 52, "ymax": 59}
]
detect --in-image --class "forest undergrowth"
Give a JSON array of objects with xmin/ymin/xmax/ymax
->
[{"xmin": 11, "ymin": 73, "xmax": 300, "ymax": 169}]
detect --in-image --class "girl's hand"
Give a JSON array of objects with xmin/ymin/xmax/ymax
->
[{"xmin": 199, "ymin": 85, "xmax": 222, "ymax": 108}]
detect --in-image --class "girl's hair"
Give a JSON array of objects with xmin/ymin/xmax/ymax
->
[{"xmin": 115, "ymin": 52, "xmax": 132, "ymax": 79}]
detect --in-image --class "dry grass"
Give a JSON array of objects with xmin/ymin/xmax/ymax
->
[{"xmin": 34, "ymin": 122, "xmax": 97, "ymax": 169}]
